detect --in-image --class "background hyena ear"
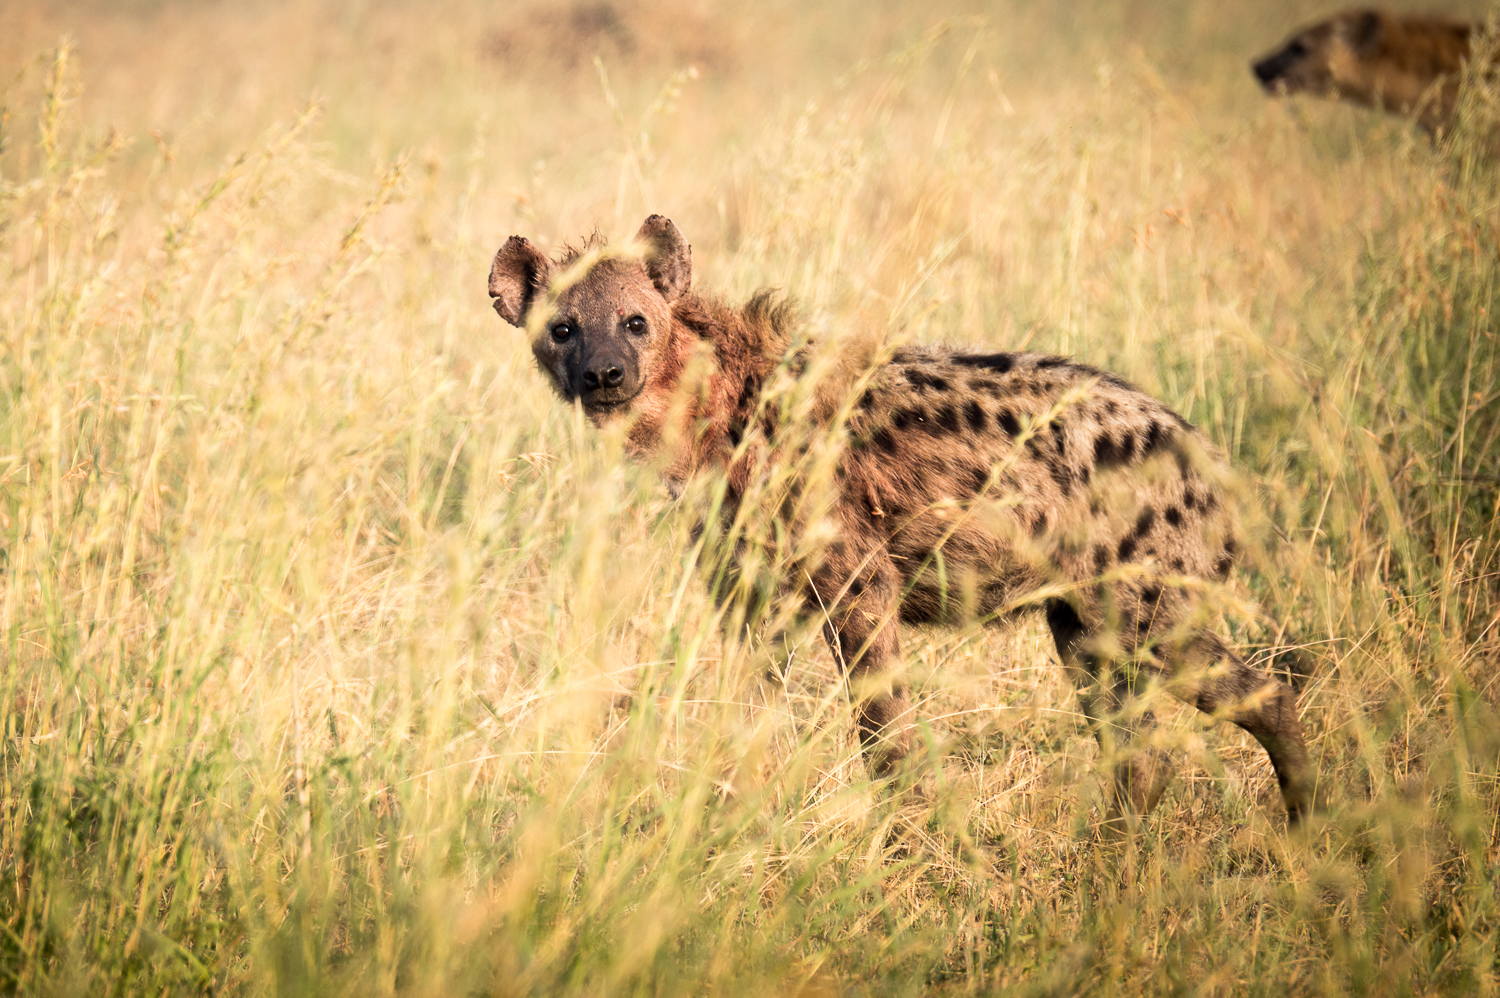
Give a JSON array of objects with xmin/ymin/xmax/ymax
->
[
  {"xmin": 634, "ymin": 214, "xmax": 692, "ymax": 302},
  {"xmin": 488, "ymin": 236, "xmax": 553, "ymax": 327},
  {"xmin": 1347, "ymin": 9, "xmax": 1386, "ymax": 54}
]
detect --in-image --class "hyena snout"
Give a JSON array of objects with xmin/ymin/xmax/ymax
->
[
  {"xmin": 576, "ymin": 345, "xmax": 639, "ymax": 405},
  {"xmin": 1252, "ymin": 44, "xmax": 1307, "ymax": 92},
  {"xmin": 581, "ymin": 357, "xmax": 626, "ymax": 391},
  {"xmin": 1252, "ymin": 54, "xmax": 1285, "ymax": 89}
]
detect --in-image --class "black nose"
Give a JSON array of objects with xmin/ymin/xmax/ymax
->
[
  {"xmin": 583, "ymin": 363, "xmax": 624, "ymax": 391},
  {"xmin": 1253, "ymin": 59, "xmax": 1277, "ymax": 85}
]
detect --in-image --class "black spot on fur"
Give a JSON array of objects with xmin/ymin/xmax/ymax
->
[
  {"xmin": 1093, "ymin": 545, "xmax": 1110, "ymax": 573},
  {"xmin": 1048, "ymin": 460, "xmax": 1072, "ymax": 496},
  {"xmin": 954, "ymin": 353, "xmax": 1015, "ymax": 374},
  {"xmin": 1142, "ymin": 585, "xmax": 1161, "ymax": 607},
  {"xmin": 996, "ymin": 410, "xmax": 1020, "ymax": 436},
  {"xmin": 1037, "ymin": 356, "xmax": 1067, "ymax": 369},
  {"xmin": 1201, "ymin": 489, "xmax": 1218, "ymax": 512},
  {"xmin": 1214, "ymin": 555, "xmax": 1233, "ymax": 579},
  {"xmin": 1031, "ymin": 511, "xmax": 1048, "ymax": 535},
  {"xmin": 1118, "ymin": 535, "xmax": 1139, "ymax": 562},
  {"xmin": 1094, "ymin": 431, "xmax": 1138, "ymax": 469},
  {"xmin": 937, "ymin": 406, "xmax": 960, "ymax": 433},
  {"xmin": 972, "ymin": 378, "xmax": 1001, "ymax": 393},
  {"xmin": 1104, "ymin": 400, "xmax": 1119, "ymax": 415},
  {"xmin": 1044, "ymin": 598, "xmax": 1083, "ymax": 643},
  {"xmin": 905, "ymin": 369, "xmax": 949, "ymax": 392},
  {"xmin": 849, "ymin": 578, "xmax": 866, "ymax": 596},
  {"xmin": 1182, "ymin": 489, "xmax": 1197, "ymax": 512},
  {"xmin": 1171, "ymin": 557, "xmax": 1185, "ymax": 572},
  {"xmin": 964, "ymin": 400, "xmax": 986, "ymax": 432},
  {"xmin": 872, "ymin": 429, "xmax": 896, "ymax": 454},
  {"xmin": 1142, "ymin": 420, "xmax": 1168, "ymax": 457},
  {"xmin": 1164, "ymin": 505, "xmax": 1183, "ymax": 527},
  {"xmin": 969, "ymin": 466, "xmax": 990, "ymax": 494},
  {"xmin": 895, "ymin": 408, "xmax": 927, "ymax": 430},
  {"xmin": 856, "ymin": 391, "xmax": 876, "ymax": 411},
  {"xmin": 1132, "ymin": 507, "xmax": 1156, "ymax": 538}
]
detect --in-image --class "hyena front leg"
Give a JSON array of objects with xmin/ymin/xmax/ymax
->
[
  {"xmin": 1044, "ymin": 598, "xmax": 1174, "ymax": 830},
  {"xmin": 811, "ymin": 553, "xmax": 913, "ymax": 777}
]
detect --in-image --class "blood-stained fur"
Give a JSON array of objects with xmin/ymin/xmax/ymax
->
[
  {"xmin": 489, "ymin": 215, "xmax": 1316, "ymax": 827},
  {"xmin": 1252, "ymin": 8, "xmax": 1477, "ymax": 135}
]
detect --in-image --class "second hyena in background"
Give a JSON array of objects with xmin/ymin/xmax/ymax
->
[
  {"xmin": 489, "ymin": 215, "xmax": 1316, "ymax": 827},
  {"xmin": 1252, "ymin": 8, "xmax": 1478, "ymax": 136}
]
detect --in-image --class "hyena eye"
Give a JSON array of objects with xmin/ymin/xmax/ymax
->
[
  {"xmin": 551, "ymin": 322, "xmax": 573, "ymax": 343},
  {"xmin": 1287, "ymin": 40, "xmax": 1307, "ymax": 57},
  {"xmin": 625, "ymin": 315, "xmax": 647, "ymax": 334}
]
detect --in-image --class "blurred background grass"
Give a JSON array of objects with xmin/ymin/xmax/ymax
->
[{"xmin": 2, "ymin": 0, "xmax": 1499, "ymax": 994}]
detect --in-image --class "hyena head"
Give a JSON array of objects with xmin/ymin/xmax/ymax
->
[
  {"xmin": 1251, "ymin": 8, "xmax": 1388, "ymax": 98},
  {"xmin": 488, "ymin": 214, "xmax": 693, "ymax": 416}
]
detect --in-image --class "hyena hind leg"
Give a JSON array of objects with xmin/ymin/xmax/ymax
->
[
  {"xmin": 1176, "ymin": 635, "xmax": 1316, "ymax": 823},
  {"xmin": 1044, "ymin": 599, "xmax": 1174, "ymax": 832}
]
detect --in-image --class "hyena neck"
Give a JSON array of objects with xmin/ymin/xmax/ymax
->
[{"xmin": 626, "ymin": 291, "xmax": 791, "ymax": 493}]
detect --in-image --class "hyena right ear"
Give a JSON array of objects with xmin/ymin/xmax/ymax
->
[
  {"xmin": 634, "ymin": 214, "xmax": 692, "ymax": 302},
  {"xmin": 488, "ymin": 236, "xmax": 553, "ymax": 327}
]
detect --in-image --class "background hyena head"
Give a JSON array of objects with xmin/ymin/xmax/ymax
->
[
  {"xmin": 1251, "ymin": 9, "xmax": 1386, "ymax": 99},
  {"xmin": 488, "ymin": 215, "xmax": 693, "ymax": 416}
]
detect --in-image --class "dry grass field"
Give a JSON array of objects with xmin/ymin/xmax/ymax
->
[{"xmin": 3, "ymin": 0, "xmax": 1500, "ymax": 994}]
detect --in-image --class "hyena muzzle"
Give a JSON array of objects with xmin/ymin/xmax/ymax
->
[{"xmin": 489, "ymin": 214, "xmax": 1317, "ymax": 828}]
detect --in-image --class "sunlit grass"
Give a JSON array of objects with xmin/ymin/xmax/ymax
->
[{"xmin": 2, "ymin": 3, "xmax": 1498, "ymax": 994}]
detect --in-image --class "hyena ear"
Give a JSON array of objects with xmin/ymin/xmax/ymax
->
[
  {"xmin": 1348, "ymin": 9, "xmax": 1386, "ymax": 54},
  {"xmin": 634, "ymin": 214, "xmax": 692, "ymax": 302},
  {"xmin": 488, "ymin": 236, "xmax": 553, "ymax": 327}
]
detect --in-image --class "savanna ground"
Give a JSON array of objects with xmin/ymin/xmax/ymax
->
[{"xmin": 3, "ymin": 0, "xmax": 1500, "ymax": 994}]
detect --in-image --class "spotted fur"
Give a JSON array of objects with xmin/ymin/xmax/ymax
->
[{"xmin": 489, "ymin": 215, "xmax": 1316, "ymax": 827}]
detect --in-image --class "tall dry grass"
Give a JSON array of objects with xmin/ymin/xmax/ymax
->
[{"xmin": 2, "ymin": 1, "xmax": 1498, "ymax": 994}]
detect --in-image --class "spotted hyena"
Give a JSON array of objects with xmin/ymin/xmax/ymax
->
[
  {"xmin": 1252, "ymin": 8, "xmax": 1477, "ymax": 135},
  {"xmin": 489, "ymin": 215, "xmax": 1316, "ymax": 827}
]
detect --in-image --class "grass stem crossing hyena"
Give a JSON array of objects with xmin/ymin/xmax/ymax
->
[{"xmin": 488, "ymin": 215, "xmax": 1316, "ymax": 828}]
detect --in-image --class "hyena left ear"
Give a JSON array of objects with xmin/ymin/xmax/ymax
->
[
  {"xmin": 1348, "ymin": 9, "xmax": 1386, "ymax": 54},
  {"xmin": 635, "ymin": 214, "xmax": 692, "ymax": 302},
  {"xmin": 489, "ymin": 236, "xmax": 553, "ymax": 327}
]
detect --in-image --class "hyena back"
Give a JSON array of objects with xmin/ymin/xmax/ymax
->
[
  {"xmin": 489, "ymin": 215, "xmax": 1315, "ymax": 827},
  {"xmin": 1252, "ymin": 8, "xmax": 1476, "ymax": 136}
]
